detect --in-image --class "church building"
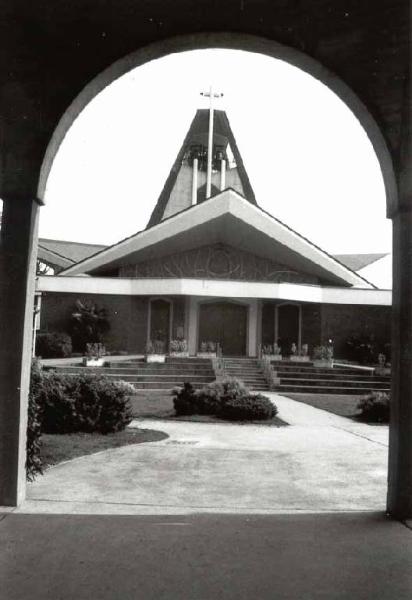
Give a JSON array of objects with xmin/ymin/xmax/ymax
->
[{"xmin": 36, "ymin": 108, "xmax": 392, "ymax": 359}]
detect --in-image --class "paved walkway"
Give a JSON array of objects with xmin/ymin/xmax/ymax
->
[{"xmin": 19, "ymin": 394, "xmax": 389, "ymax": 515}]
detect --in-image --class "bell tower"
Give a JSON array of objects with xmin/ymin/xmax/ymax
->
[{"xmin": 146, "ymin": 105, "xmax": 257, "ymax": 228}]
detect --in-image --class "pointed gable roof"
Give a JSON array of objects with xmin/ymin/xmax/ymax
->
[
  {"xmin": 60, "ymin": 188, "xmax": 375, "ymax": 289},
  {"xmin": 146, "ymin": 109, "xmax": 257, "ymax": 228}
]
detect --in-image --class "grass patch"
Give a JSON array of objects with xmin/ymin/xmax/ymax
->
[
  {"xmin": 129, "ymin": 394, "xmax": 287, "ymax": 426},
  {"xmin": 40, "ymin": 428, "xmax": 169, "ymax": 468},
  {"xmin": 284, "ymin": 393, "xmax": 366, "ymax": 418}
]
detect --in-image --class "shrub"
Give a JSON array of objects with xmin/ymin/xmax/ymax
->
[
  {"xmin": 219, "ymin": 394, "xmax": 277, "ymax": 421},
  {"xmin": 173, "ymin": 382, "xmax": 197, "ymax": 415},
  {"xmin": 357, "ymin": 392, "xmax": 390, "ymax": 423},
  {"xmin": 26, "ymin": 360, "xmax": 44, "ymax": 481},
  {"xmin": 39, "ymin": 370, "xmax": 133, "ymax": 434},
  {"xmin": 74, "ymin": 375, "xmax": 133, "ymax": 434},
  {"xmin": 194, "ymin": 378, "xmax": 249, "ymax": 415},
  {"xmin": 173, "ymin": 377, "xmax": 277, "ymax": 422},
  {"xmin": 35, "ymin": 332, "xmax": 72, "ymax": 358}
]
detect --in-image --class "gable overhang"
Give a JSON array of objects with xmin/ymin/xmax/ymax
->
[{"xmin": 61, "ymin": 190, "xmax": 374, "ymax": 288}]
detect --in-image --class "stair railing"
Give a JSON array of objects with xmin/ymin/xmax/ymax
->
[
  {"xmin": 212, "ymin": 343, "xmax": 226, "ymax": 380},
  {"xmin": 257, "ymin": 354, "xmax": 280, "ymax": 391}
]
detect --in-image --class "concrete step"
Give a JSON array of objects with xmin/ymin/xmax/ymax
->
[
  {"xmin": 279, "ymin": 377, "xmax": 390, "ymax": 389},
  {"xmin": 274, "ymin": 371, "xmax": 388, "ymax": 382},
  {"xmin": 276, "ymin": 384, "xmax": 390, "ymax": 395}
]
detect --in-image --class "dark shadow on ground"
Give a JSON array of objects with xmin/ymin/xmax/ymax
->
[{"xmin": 1, "ymin": 512, "xmax": 411, "ymax": 599}]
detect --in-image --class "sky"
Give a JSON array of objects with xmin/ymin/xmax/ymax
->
[{"xmin": 39, "ymin": 49, "xmax": 392, "ymax": 254}]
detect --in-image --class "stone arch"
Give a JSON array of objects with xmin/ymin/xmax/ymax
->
[{"xmin": 37, "ymin": 32, "xmax": 398, "ymax": 216}]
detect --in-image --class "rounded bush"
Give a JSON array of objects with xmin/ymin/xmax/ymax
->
[
  {"xmin": 219, "ymin": 394, "xmax": 277, "ymax": 421},
  {"xmin": 35, "ymin": 332, "xmax": 73, "ymax": 358},
  {"xmin": 173, "ymin": 382, "xmax": 197, "ymax": 416},
  {"xmin": 357, "ymin": 392, "xmax": 390, "ymax": 423}
]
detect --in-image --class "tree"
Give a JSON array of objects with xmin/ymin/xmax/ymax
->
[{"xmin": 70, "ymin": 299, "xmax": 110, "ymax": 352}]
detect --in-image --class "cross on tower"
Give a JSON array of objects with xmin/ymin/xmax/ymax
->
[{"xmin": 201, "ymin": 86, "xmax": 224, "ymax": 199}]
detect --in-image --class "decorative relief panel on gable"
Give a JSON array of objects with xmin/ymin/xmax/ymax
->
[{"xmin": 119, "ymin": 244, "xmax": 319, "ymax": 284}]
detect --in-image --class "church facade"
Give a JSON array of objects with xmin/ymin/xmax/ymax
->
[{"xmin": 36, "ymin": 109, "xmax": 392, "ymax": 359}]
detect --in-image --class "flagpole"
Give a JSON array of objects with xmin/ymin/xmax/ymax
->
[{"xmin": 201, "ymin": 87, "xmax": 223, "ymax": 199}]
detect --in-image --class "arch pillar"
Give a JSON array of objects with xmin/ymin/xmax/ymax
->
[
  {"xmin": 387, "ymin": 76, "xmax": 412, "ymax": 519},
  {"xmin": 0, "ymin": 196, "xmax": 40, "ymax": 506}
]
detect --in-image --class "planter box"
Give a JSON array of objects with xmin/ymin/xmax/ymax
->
[
  {"xmin": 313, "ymin": 359, "xmax": 334, "ymax": 368},
  {"xmin": 263, "ymin": 354, "xmax": 282, "ymax": 361},
  {"xmin": 146, "ymin": 354, "xmax": 166, "ymax": 363},
  {"xmin": 83, "ymin": 358, "xmax": 105, "ymax": 367},
  {"xmin": 169, "ymin": 351, "xmax": 189, "ymax": 358},
  {"xmin": 375, "ymin": 366, "xmax": 391, "ymax": 376},
  {"xmin": 197, "ymin": 352, "xmax": 217, "ymax": 358},
  {"xmin": 290, "ymin": 355, "xmax": 311, "ymax": 362}
]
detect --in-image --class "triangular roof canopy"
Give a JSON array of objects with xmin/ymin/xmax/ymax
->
[
  {"xmin": 146, "ymin": 109, "xmax": 257, "ymax": 228},
  {"xmin": 61, "ymin": 189, "xmax": 374, "ymax": 288}
]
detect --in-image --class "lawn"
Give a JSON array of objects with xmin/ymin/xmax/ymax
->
[
  {"xmin": 129, "ymin": 393, "xmax": 288, "ymax": 426},
  {"xmin": 284, "ymin": 393, "xmax": 366, "ymax": 418},
  {"xmin": 40, "ymin": 428, "xmax": 169, "ymax": 468}
]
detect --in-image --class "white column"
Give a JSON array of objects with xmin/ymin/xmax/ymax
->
[
  {"xmin": 187, "ymin": 297, "xmax": 198, "ymax": 356},
  {"xmin": 248, "ymin": 299, "xmax": 259, "ymax": 357},
  {"xmin": 206, "ymin": 95, "xmax": 214, "ymax": 199},
  {"xmin": 191, "ymin": 157, "xmax": 198, "ymax": 206},
  {"xmin": 220, "ymin": 159, "xmax": 226, "ymax": 191}
]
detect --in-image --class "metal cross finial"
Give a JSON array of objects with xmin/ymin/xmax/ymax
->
[{"xmin": 200, "ymin": 87, "xmax": 224, "ymax": 198}]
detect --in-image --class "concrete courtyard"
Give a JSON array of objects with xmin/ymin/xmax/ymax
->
[{"xmin": 21, "ymin": 394, "xmax": 389, "ymax": 514}]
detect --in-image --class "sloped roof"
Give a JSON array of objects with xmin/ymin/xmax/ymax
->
[
  {"xmin": 145, "ymin": 109, "xmax": 257, "ymax": 228},
  {"xmin": 38, "ymin": 238, "xmax": 107, "ymax": 269},
  {"xmin": 60, "ymin": 189, "xmax": 374, "ymax": 289},
  {"xmin": 333, "ymin": 253, "xmax": 388, "ymax": 272}
]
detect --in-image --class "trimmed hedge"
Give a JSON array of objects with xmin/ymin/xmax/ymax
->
[
  {"xmin": 35, "ymin": 332, "xmax": 72, "ymax": 358},
  {"xmin": 26, "ymin": 360, "xmax": 44, "ymax": 481},
  {"xmin": 39, "ymin": 371, "xmax": 134, "ymax": 434},
  {"xmin": 219, "ymin": 394, "xmax": 277, "ymax": 421},
  {"xmin": 172, "ymin": 377, "xmax": 277, "ymax": 422},
  {"xmin": 357, "ymin": 392, "xmax": 390, "ymax": 423}
]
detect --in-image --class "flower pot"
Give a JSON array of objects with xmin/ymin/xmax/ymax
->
[
  {"xmin": 83, "ymin": 358, "xmax": 105, "ymax": 367},
  {"xmin": 169, "ymin": 352, "xmax": 189, "ymax": 358},
  {"xmin": 197, "ymin": 352, "xmax": 217, "ymax": 358},
  {"xmin": 290, "ymin": 355, "xmax": 310, "ymax": 362},
  {"xmin": 146, "ymin": 354, "xmax": 166, "ymax": 363},
  {"xmin": 313, "ymin": 359, "xmax": 333, "ymax": 368},
  {"xmin": 263, "ymin": 354, "xmax": 282, "ymax": 361}
]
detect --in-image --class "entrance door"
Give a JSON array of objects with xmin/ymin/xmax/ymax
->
[
  {"xmin": 199, "ymin": 302, "xmax": 247, "ymax": 356},
  {"xmin": 277, "ymin": 303, "xmax": 300, "ymax": 355},
  {"xmin": 149, "ymin": 299, "xmax": 171, "ymax": 351}
]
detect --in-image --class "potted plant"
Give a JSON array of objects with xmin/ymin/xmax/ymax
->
[
  {"xmin": 83, "ymin": 342, "xmax": 106, "ymax": 367},
  {"xmin": 261, "ymin": 343, "xmax": 282, "ymax": 361},
  {"xmin": 146, "ymin": 339, "xmax": 166, "ymax": 363},
  {"xmin": 313, "ymin": 344, "xmax": 334, "ymax": 368},
  {"xmin": 197, "ymin": 340, "xmax": 217, "ymax": 358},
  {"xmin": 169, "ymin": 338, "xmax": 189, "ymax": 357},
  {"xmin": 290, "ymin": 342, "xmax": 311, "ymax": 362}
]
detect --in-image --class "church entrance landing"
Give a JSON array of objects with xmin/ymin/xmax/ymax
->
[{"xmin": 198, "ymin": 301, "xmax": 247, "ymax": 356}]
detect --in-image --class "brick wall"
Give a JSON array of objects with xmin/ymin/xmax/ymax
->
[
  {"xmin": 40, "ymin": 293, "xmax": 149, "ymax": 354},
  {"xmin": 320, "ymin": 304, "xmax": 391, "ymax": 358}
]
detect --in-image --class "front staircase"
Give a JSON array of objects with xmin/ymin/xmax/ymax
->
[
  {"xmin": 222, "ymin": 358, "xmax": 269, "ymax": 391},
  {"xmin": 47, "ymin": 357, "xmax": 215, "ymax": 393},
  {"xmin": 270, "ymin": 361, "xmax": 391, "ymax": 395}
]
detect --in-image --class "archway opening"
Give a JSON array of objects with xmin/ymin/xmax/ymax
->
[{"xmin": 30, "ymin": 40, "xmax": 394, "ymax": 515}]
